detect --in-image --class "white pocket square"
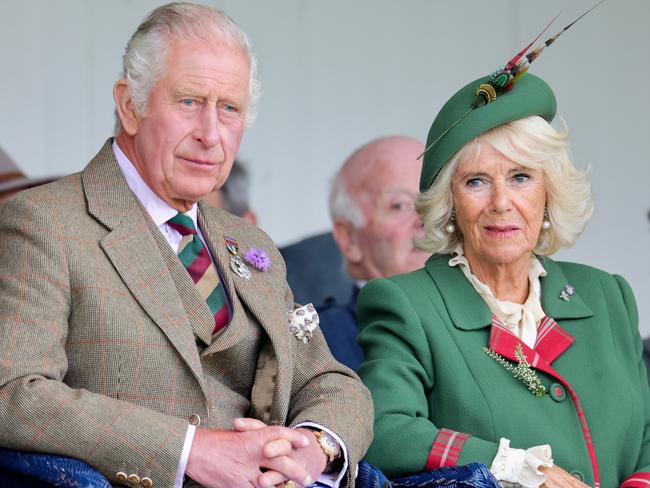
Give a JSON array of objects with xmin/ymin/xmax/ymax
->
[{"xmin": 288, "ymin": 303, "xmax": 319, "ymax": 343}]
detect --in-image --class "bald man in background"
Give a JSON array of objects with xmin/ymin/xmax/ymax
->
[{"xmin": 318, "ymin": 136, "xmax": 430, "ymax": 370}]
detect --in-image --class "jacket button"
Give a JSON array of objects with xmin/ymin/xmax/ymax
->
[
  {"xmin": 116, "ymin": 471, "xmax": 128, "ymax": 482},
  {"xmin": 189, "ymin": 414, "xmax": 201, "ymax": 426},
  {"xmin": 570, "ymin": 470, "xmax": 584, "ymax": 481},
  {"xmin": 128, "ymin": 474, "xmax": 141, "ymax": 484},
  {"xmin": 140, "ymin": 476, "xmax": 153, "ymax": 487},
  {"xmin": 549, "ymin": 383, "xmax": 566, "ymax": 402}
]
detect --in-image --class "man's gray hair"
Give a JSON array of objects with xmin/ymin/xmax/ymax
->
[
  {"xmin": 115, "ymin": 2, "xmax": 261, "ymax": 133},
  {"xmin": 329, "ymin": 170, "xmax": 366, "ymax": 229}
]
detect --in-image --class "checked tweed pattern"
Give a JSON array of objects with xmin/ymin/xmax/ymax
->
[{"xmin": 168, "ymin": 212, "xmax": 229, "ymax": 333}]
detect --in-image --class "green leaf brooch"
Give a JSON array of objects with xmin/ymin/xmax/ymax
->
[{"xmin": 483, "ymin": 344, "xmax": 547, "ymax": 398}]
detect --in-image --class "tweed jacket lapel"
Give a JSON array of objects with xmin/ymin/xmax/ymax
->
[
  {"xmin": 197, "ymin": 205, "xmax": 257, "ymax": 356},
  {"xmin": 198, "ymin": 203, "xmax": 290, "ymax": 359},
  {"xmin": 82, "ymin": 140, "xmax": 205, "ymax": 388},
  {"xmin": 198, "ymin": 203, "xmax": 290, "ymax": 422}
]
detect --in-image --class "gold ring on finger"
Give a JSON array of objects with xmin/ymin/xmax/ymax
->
[{"xmin": 283, "ymin": 481, "xmax": 296, "ymax": 488}]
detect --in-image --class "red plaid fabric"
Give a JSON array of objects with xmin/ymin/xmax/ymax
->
[
  {"xmin": 621, "ymin": 473, "xmax": 650, "ymax": 488},
  {"xmin": 534, "ymin": 315, "xmax": 574, "ymax": 364},
  {"xmin": 425, "ymin": 428, "xmax": 471, "ymax": 470}
]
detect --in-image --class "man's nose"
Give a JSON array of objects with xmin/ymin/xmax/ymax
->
[{"xmin": 195, "ymin": 107, "xmax": 221, "ymax": 147}]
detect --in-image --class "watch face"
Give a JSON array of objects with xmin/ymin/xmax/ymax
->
[
  {"xmin": 323, "ymin": 435, "xmax": 337, "ymax": 451},
  {"xmin": 316, "ymin": 431, "xmax": 340, "ymax": 459}
]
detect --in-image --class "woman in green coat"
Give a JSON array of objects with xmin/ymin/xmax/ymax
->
[{"xmin": 357, "ymin": 72, "xmax": 649, "ymax": 488}]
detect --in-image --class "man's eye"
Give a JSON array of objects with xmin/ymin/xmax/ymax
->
[
  {"xmin": 224, "ymin": 104, "xmax": 237, "ymax": 113},
  {"xmin": 181, "ymin": 99, "xmax": 195, "ymax": 107}
]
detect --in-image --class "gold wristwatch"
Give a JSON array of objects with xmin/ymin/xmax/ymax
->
[{"xmin": 312, "ymin": 430, "xmax": 341, "ymax": 463}]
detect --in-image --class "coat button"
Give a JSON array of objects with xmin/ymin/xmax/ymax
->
[
  {"xmin": 189, "ymin": 414, "xmax": 201, "ymax": 426},
  {"xmin": 549, "ymin": 383, "xmax": 566, "ymax": 402},
  {"xmin": 570, "ymin": 470, "xmax": 584, "ymax": 481},
  {"xmin": 140, "ymin": 476, "xmax": 153, "ymax": 487},
  {"xmin": 116, "ymin": 471, "xmax": 128, "ymax": 482},
  {"xmin": 128, "ymin": 474, "xmax": 141, "ymax": 484}
]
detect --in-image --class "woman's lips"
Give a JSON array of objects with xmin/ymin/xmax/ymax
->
[{"xmin": 483, "ymin": 225, "xmax": 520, "ymax": 238}]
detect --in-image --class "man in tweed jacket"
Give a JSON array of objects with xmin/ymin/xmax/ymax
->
[{"xmin": 0, "ymin": 4, "xmax": 372, "ymax": 487}]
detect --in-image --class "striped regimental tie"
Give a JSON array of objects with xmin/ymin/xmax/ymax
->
[{"xmin": 167, "ymin": 212, "xmax": 229, "ymax": 333}]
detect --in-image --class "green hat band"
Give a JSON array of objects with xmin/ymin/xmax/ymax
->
[{"xmin": 420, "ymin": 74, "xmax": 556, "ymax": 192}]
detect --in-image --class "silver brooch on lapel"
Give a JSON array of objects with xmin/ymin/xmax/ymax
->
[
  {"xmin": 288, "ymin": 303, "xmax": 319, "ymax": 343},
  {"xmin": 559, "ymin": 283, "xmax": 576, "ymax": 302},
  {"xmin": 224, "ymin": 236, "xmax": 252, "ymax": 280}
]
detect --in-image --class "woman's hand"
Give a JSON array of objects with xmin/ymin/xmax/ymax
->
[{"xmin": 539, "ymin": 465, "xmax": 591, "ymax": 488}]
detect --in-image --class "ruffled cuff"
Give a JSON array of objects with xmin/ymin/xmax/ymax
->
[{"xmin": 490, "ymin": 438, "xmax": 553, "ymax": 488}]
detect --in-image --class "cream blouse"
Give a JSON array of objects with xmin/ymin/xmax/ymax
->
[{"xmin": 449, "ymin": 246, "xmax": 554, "ymax": 487}]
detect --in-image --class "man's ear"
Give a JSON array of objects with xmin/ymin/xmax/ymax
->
[
  {"xmin": 113, "ymin": 79, "xmax": 139, "ymax": 136},
  {"xmin": 333, "ymin": 219, "xmax": 362, "ymax": 264}
]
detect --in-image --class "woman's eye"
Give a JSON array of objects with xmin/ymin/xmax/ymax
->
[
  {"xmin": 466, "ymin": 178, "xmax": 483, "ymax": 188},
  {"xmin": 513, "ymin": 173, "xmax": 530, "ymax": 183}
]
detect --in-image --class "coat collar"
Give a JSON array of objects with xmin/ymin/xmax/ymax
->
[
  {"xmin": 197, "ymin": 203, "xmax": 288, "ymax": 365},
  {"xmin": 424, "ymin": 253, "xmax": 594, "ymax": 332},
  {"xmin": 537, "ymin": 257, "xmax": 593, "ymax": 320},
  {"xmin": 425, "ymin": 255, "xmax": 491, "ymax": 330}
]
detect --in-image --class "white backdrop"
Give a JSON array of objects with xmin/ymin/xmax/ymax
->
[{"xmin": 1, "ymin": 0, "xmax": 649, "ymax": 333}]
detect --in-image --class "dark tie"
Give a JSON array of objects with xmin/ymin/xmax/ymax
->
[{"xmin": 167, "ymin": 212, "xmax": 229, "ymax": 333}]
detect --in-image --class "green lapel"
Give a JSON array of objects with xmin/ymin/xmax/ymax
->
[
  {"xmin": 539, "ymin": 257, "xmax": 594, "ymax": 320},
  {"xmin": 424, "ymin": 255, "xmax": 491, "ymax": 330}
]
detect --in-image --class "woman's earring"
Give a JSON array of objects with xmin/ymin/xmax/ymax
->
[
  {"xmin": 542, "ymin": 205, "xmax": 551, "ymax": 230},
  {"xmin": 446, "ymin": 209, "xmax": 456, "ymax": 234}
]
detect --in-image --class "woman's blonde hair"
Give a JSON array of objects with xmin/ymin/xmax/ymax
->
[{"xmin": 415, "ymin": 116, "xmax": 593, "ymax": 256}]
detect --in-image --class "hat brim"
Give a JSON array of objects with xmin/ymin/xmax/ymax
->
[{"xmin": 420, "ymin": 74, "xmax": 556, "ymax": 192}]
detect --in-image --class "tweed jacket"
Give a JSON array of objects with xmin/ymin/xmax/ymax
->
[
  {"xmin": 358, "ymin": 254, "xmax": 650, "ymax": 488},
  {"xmin": 0, "ymin": 141, "xmax": 373, "ymax": 487}
]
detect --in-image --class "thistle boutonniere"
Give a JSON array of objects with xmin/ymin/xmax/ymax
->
[
  {"xmin": 483, "ymin": 344, "xmax": 547, "ymax": 398},
  {"xmin": 243, "ymin": 247, "xmax": 271, "ymax": 272}
]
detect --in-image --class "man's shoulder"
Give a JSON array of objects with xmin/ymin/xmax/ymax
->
[{"xmin": 1, "ymin": 172, "xmax": 84, "ymax": 214}]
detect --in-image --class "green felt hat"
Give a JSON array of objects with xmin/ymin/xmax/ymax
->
[{"xmin": 419, "ymin": 73, "xmax": 556, "ymax": 192}]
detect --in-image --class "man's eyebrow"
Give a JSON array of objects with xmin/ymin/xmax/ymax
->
[{"xmin": 172, "ymin": 89, "xmax": 205, "ymax": 99}]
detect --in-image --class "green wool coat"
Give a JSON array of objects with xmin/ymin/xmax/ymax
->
[{"xmin": 358, "ymin": 254, "xmax": 650, "ymax": 488}]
